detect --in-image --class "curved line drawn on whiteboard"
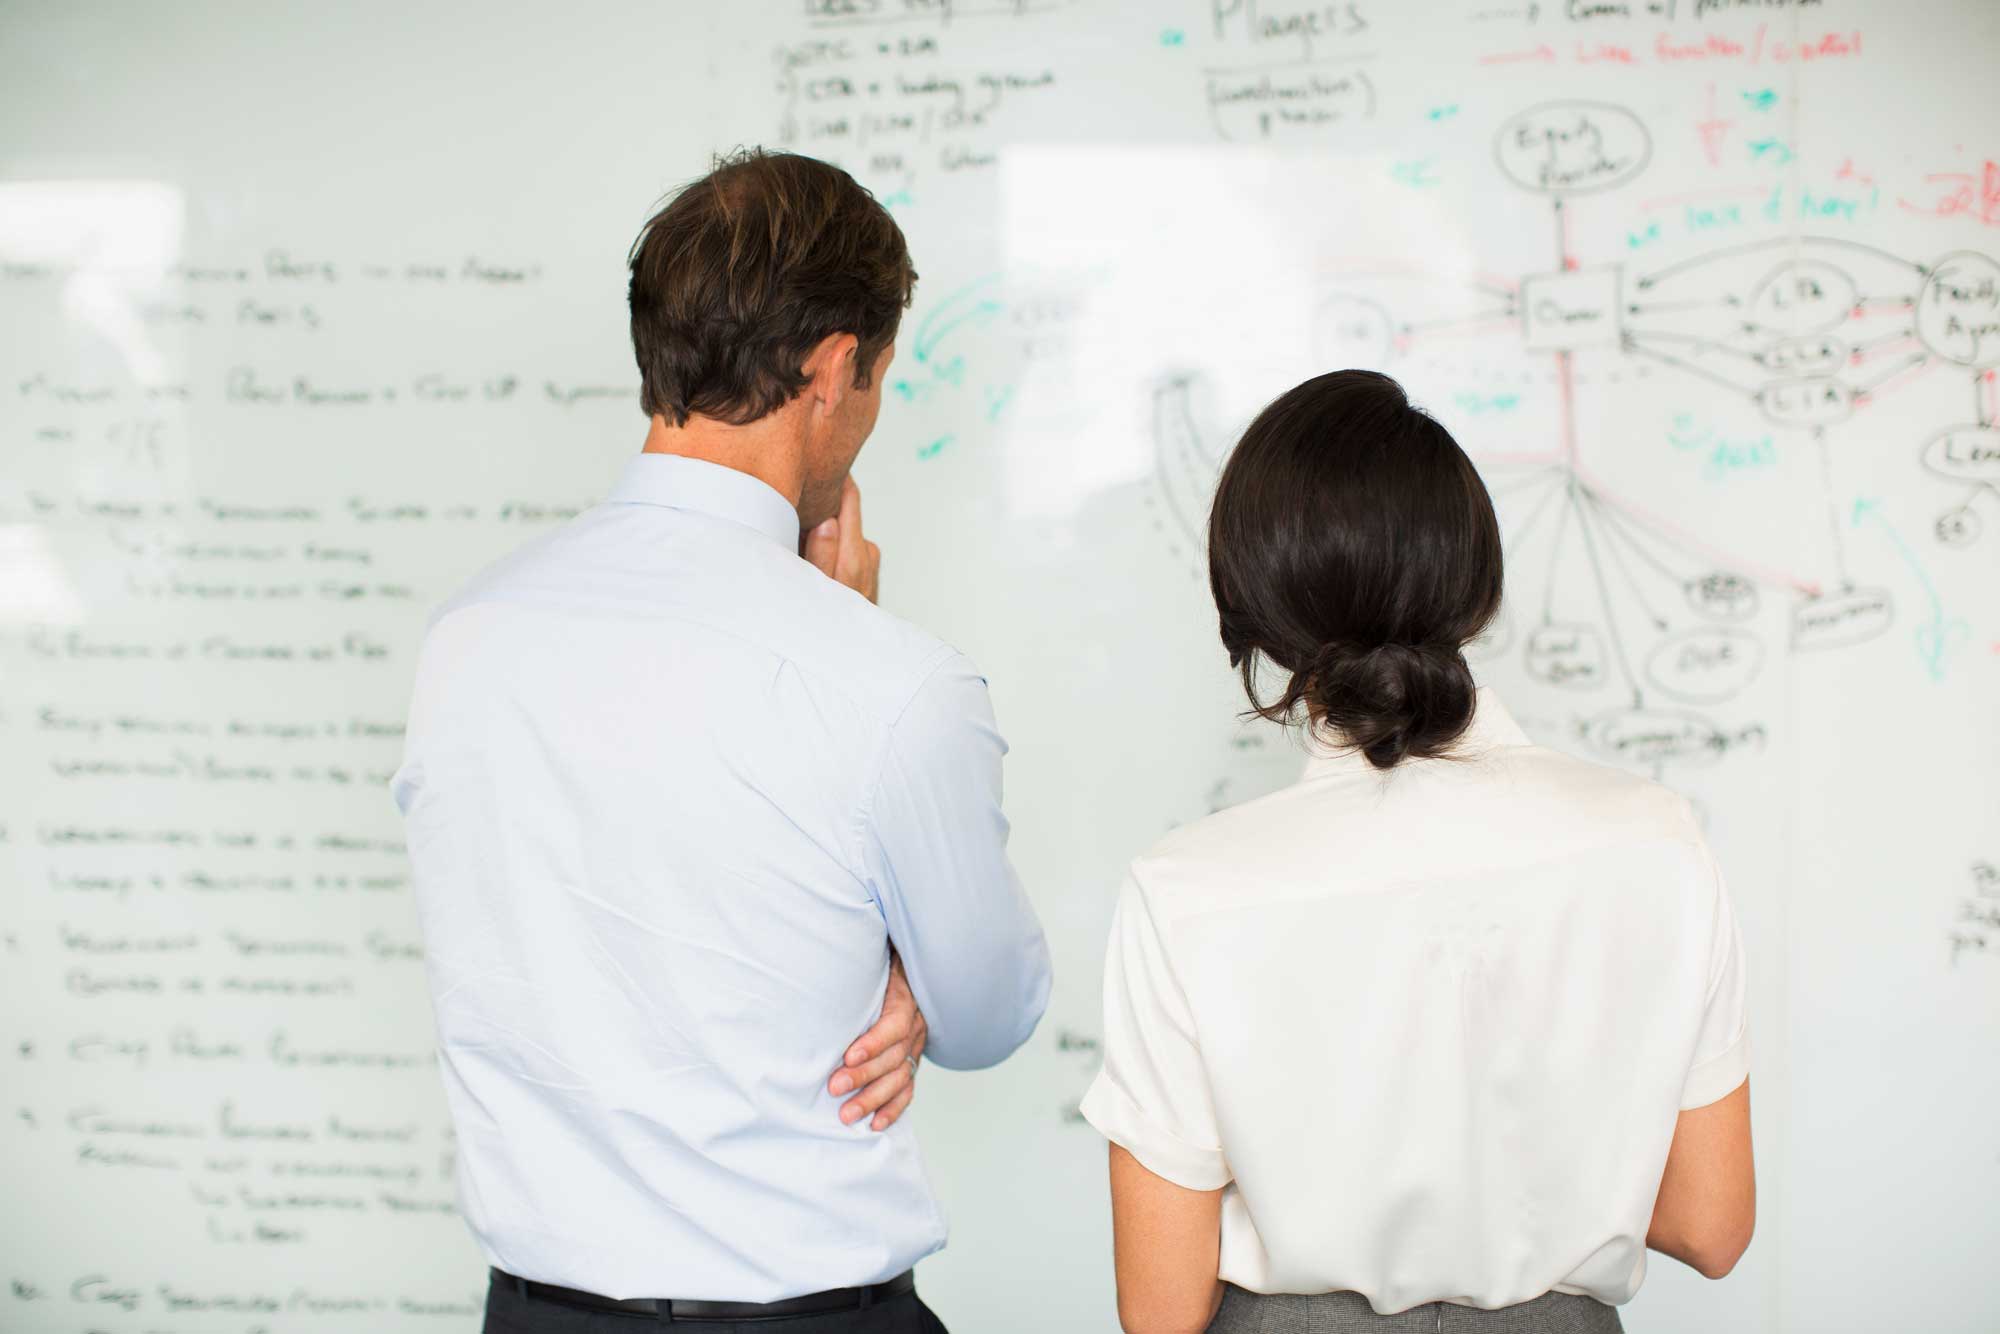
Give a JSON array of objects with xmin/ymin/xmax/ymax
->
[
  {"xmin": 1151, "ymin": 376, "xmax": 1788, "ymax": 772},
  {"xmin": 1920, "ymin": 403, "xmax": 2000, "ymax": 547},
  {"xmin": 1312, "ymin": 271, "xmax": 1521, "ymax": 363},
  {"xmin": 1481, "ymin": 102, "xmax": 1981, "ymax": 676},
  {"xmin": 1313, "ymin": 292, "xmax": 1399, "ymax": 371},
  {"xmin": 1790, "ymin": 586, "xmax": 1896, "ymax": 651},
  {"xmin": 1851, "ymin": 498, "xmax": 1969, "ymax": 683},
  {"xmin": 1932, "ymin": 502, "xmax": 1983, "ymax": 547},
  {"xmin": 1921, "ymin": 424, "xmax": 2000, "ymax": 484},
  {"xmin": 1523, "ymin": 621, "xmax": 1606, "ymax": 690},
  {"xmin": 1154, "ymin": 98, "xmax": 1982, "ymax": 772},
  {"xmin": 1685, "ymin": 572, "xmax": 1760, "ymax": 622},
  {"xmin": 1204, "ymin": 61, "xmax": 1377, "ymax": 144},
  {"xmin": 1621, "ymin": 233, "xmax": 2000, "ymax": 552},
  {"xmin": 1642, "ymin": 627, "xmax": 1765, "ymax": 706},
  {"xmin": 1493, "ymin": 101, "xmax": 1653, "ymax": 197},
  {"xmin": 1914, "ymin": 252, "xmax": 2000, "ymax": 368},
  {"xmin": 1151, "ymin": 374, "xmax": 1219, "ymax": 564},
  {"xmin": 1745, "ymin": 258, "xmax": 1859, "ymax": 335},
  {"xmin": 1757, "ymin": 334, "xmax": 1847, "ymax": 377},
  {"xmin": 1515, "ymin": 474, "xmax": 1782, "ymax": 757},
  {"xmin": 1583, "ymin": 707, "xmax": 1765, "ymax": 771}
]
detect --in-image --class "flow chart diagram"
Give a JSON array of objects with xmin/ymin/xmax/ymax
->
[{"xmin": 1152, "ymin": 100, "xmax": 1994, "ymax": 771}]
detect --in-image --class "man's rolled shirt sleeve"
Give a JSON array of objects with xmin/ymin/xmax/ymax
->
[
  {"xmin": 858, "ymin": 651, "xmax": 1051, "ymax": 1071},
  {"xmin": 1080, "ymin": 872, "xmax": 1231, "ymax": 1191}
]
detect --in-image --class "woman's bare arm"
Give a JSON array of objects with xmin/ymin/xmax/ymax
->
[
  {"xmin": 1108, "ymin": 1143, "xmax": 1226, "ymax": 1334},
  {"xmin": 1648, "ymin": 1078, "xmax": 1755, "ymax": 1279}
]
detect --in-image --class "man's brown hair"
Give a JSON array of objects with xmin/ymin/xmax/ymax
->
[{"xmin": 627, "ymin": 149, "xmax": 917, "ymax": 427}]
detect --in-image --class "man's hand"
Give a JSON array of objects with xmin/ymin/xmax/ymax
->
[
  {"xmin": 829, "ymin": 950, "xmax": 927, "ymax": 1131},
  {"xmin": 802, "ymin": 477, "xmax": 881, "ymax": 604}
]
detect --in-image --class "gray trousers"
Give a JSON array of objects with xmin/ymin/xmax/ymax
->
[{"xmin": 1207, "ymin": 1286, "xmax": 1623, "ymax": 1334}]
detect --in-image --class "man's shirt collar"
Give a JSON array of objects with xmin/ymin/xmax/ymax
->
[{"xmin": 606, "ymin": 452, "xmax": 801, "ymax": 551}]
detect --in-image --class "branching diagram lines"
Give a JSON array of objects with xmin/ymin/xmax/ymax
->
[{"xmin": 1148, "ymin": 96, "xmax": 1988, "ymax": 773}]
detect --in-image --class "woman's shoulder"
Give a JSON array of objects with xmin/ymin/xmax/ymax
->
[
  {"xmin": 1124, "ymin": 739, "xmax": 1709, "ymax": 924},
  {"xmin": 1498, "ymin": 739, "xmax": 1706, "ymax": 845},
  {"xmin": 1121, "ymin": 772, "xmax": 1382, "ymax": 919},
  {"xmin": 1132, "ymin": 775, "xmax": 1319, "ymax": 873}
]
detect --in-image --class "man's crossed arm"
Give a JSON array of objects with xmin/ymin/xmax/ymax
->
[
  {"xmin": 805, "ymin": 478, "xmax": 1049, "ymax": 1126},
  {"xmin": 830, "ymin": 951, "xmax": 927, "ymax": 1131}
]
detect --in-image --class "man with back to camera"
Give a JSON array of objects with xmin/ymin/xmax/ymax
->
[{"xmin": 391, "ymin": 149, "xmax": 1052, "ymax": 1333}]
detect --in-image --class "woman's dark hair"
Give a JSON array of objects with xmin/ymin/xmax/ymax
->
[
  {"xmin": 628, "ymin": 148, "xmax": 917, "ymax": 427},
  {"xmin": 1207, "ymin": 370, "xmax": 1503, "ymax": 770}
]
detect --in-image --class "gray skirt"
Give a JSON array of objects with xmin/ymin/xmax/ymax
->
[{"xmin": 1207, "ymin": 1286, "xmax": 1623, "ymax": 1334}]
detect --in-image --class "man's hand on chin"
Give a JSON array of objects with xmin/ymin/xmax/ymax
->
[
  {"xmin": 829, "ymin": 950, "xmax": 926, "ymax": 1131},
  {"xmin": 801, "ymin": 477, "xmax": 881, "ymax": 604}
]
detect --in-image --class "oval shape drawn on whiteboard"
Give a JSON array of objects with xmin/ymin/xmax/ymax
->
[
  {"xmin": 1791, "ymin": 587, "xmax": 1895, "ymax": 651},
  {"xmin": 1920, "ymin": 424, "xmax": 2000, "ymax": 482},
  {"xmin": 1758, "ymin": 376, "xmax": 1853, "ymax": 428},
  {"xmin": 1586, "ymin": 707, "xmax": 1726, "ymax": 769},
  {"xmin": 1757, "ymin": 334, "xmax": 1846, "ymax": 377},
  {"xmin": 1746, "ymin": 259, "xmax": 1859, "ymax": 334},
  {"xmin": 1312, "ymin": 293, "xmax": 1397, "ymax": 371},
  {"xmin": 1914, "ymin": 250, "xmax": 2000, "ymax": 367},
  {"xmin": 1684, "ymin": 572, "xmax": 1759, "ymax": 622},
  {"xmin": 1935, "ymin": 505, "xmax": 1982, "ymax": 547},
  {"xmin": 1524, "ymin": 621, "xmax": 1606, "ymax": 690},
  {"xmin": 1493, "ymin": 101, "xmax": 1652, "ymax": 196},
  {"xmin": 1644, "ymin": 628, "xmax": 1765, "ymax": 705}
]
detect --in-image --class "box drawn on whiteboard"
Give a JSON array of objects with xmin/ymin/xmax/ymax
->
[{"xmin": 1521, "ymin": 267, "xmax": 1623, "ymax": 352}]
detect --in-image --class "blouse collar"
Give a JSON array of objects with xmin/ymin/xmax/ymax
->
[{"xmin": 1300, "ymin": 686, "xmax": 1531, "ymax": 779}]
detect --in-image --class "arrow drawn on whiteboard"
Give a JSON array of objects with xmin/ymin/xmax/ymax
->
[
  {"xmin": 1621, "ymin": 335, "xmax": 1764, "ymax": 400},
  {"xmin": 1852, "ymin": 498, "xmax": 1965, "ymax": 681},
  {"xmin": 913, "ymin": 274, "xmax": 1003, "ymax": 364},
  {"xmin": 1632, "ymin": 235, "xmax": 1927, "ymax": 289}
]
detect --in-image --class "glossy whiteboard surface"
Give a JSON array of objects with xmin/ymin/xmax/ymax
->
[{"xmin": 2, "ymin": 3, "xmax": 1995, "ymax": 1332}]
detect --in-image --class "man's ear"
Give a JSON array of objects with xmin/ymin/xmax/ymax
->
[{"xmin": 802, "ymin": 332, "xmax": 860, "ymax": 416}]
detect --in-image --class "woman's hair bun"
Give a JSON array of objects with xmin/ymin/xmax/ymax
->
[
  {"xmin": 1207, "ymin": 371, "xmax": 1503, "ymax": 770},
  {"xmin": 1305, "ymin": 641, "xmax": 1479, "ymax": 769}
]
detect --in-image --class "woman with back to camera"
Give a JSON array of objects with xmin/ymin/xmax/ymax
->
[{"xmin": 1081, "ymin": 371, "xmax": 1754, "ymax": 1334}]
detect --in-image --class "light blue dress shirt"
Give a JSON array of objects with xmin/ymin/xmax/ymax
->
[{"xmin": 391, "ymin": 453, "xmax": 1052, "ymax": 1301}]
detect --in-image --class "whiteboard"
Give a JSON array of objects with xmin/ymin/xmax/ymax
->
[{"xmin": 2, "ymin": 2, "xmax": 1995, "ymax": 1331}]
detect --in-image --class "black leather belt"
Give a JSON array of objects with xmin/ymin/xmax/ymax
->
[{"xmin": 494, "ymin": 1267, "xmax": 917, "ymax": 1322}]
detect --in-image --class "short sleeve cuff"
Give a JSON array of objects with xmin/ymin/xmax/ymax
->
[
  {"xmin": 1680, "ymin": 1029, "xmax": 1750, "ymax": 1109},
  {"xmin": 1079, "ymin": 1071, "xmax": 1231, "ymax": 1191}
]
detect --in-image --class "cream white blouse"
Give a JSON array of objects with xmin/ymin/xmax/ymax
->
[{"xmin": 1081, "ymin": 689, "xmax": 1749, "ymax": 1313}]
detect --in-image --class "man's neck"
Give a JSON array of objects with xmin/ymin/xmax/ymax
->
[{"xmin": 641, "ymin": 411, "xmax": 806, "ymax": 510}]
